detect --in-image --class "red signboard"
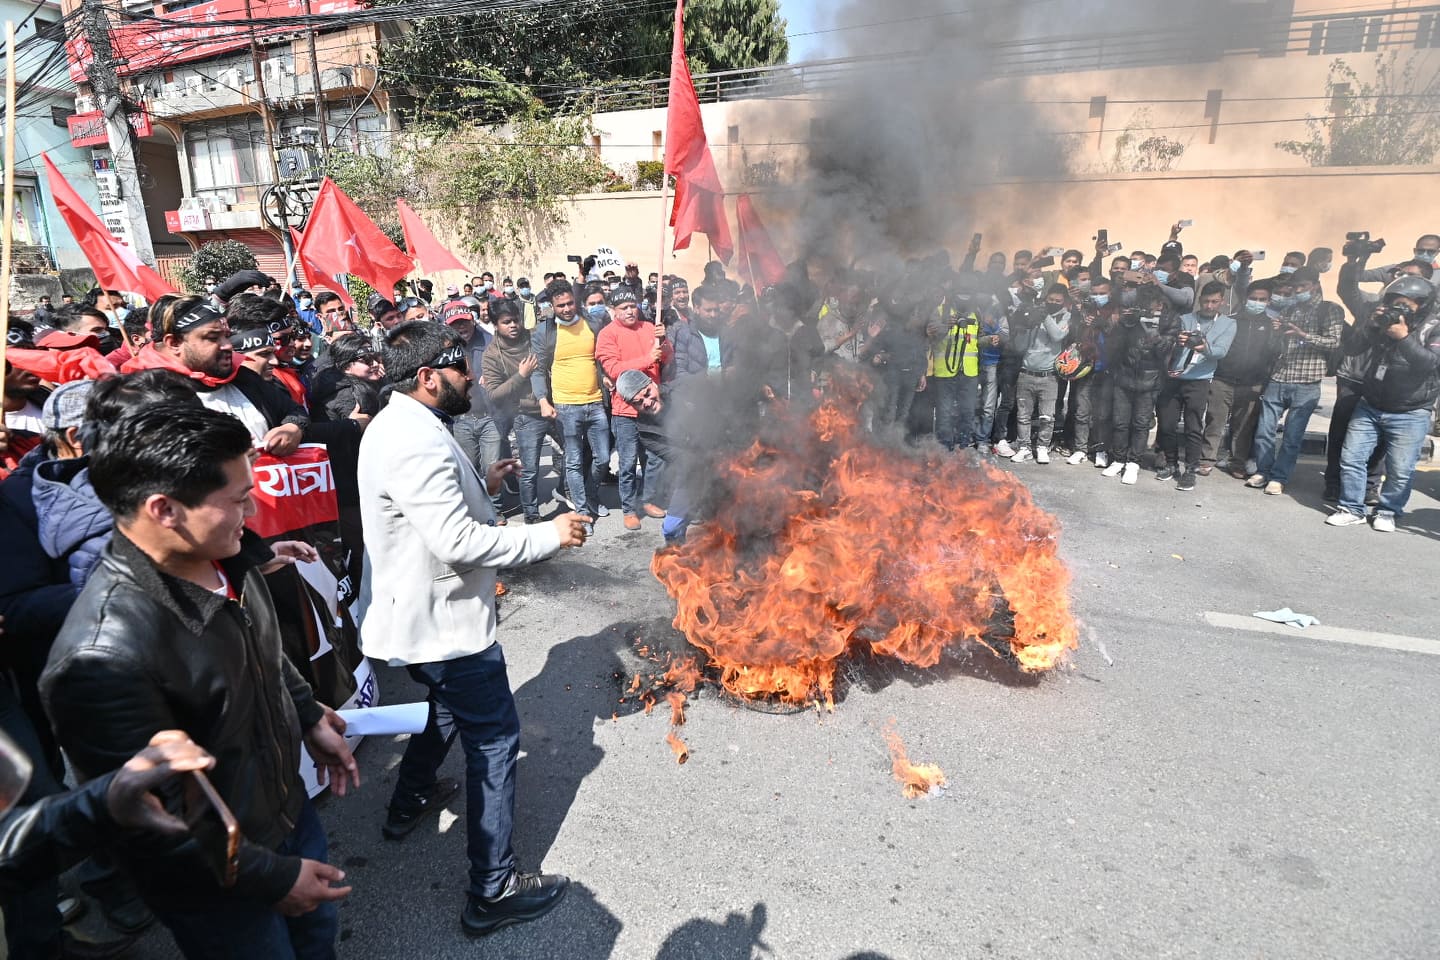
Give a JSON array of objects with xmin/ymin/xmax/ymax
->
[
  {"xmin": 67, "ymin": 109, "xmax": 153, "ymax": 148},
  {"xmin": 66, "ymin": 0, "xmax": 366, "ymax": 82},
  {"xmin": 248, "ymin": 445, "xmax": 340, "ymax": 540},
  {"xmin": 164, "ymin": 210, "xmax": 183, "ymax": 233}
]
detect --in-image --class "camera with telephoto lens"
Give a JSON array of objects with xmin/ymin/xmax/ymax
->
[{"xmin": 1343, "ymin": 231, "xmax": 1386, "ymax": 258}]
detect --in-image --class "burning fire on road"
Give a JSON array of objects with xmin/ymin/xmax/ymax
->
[{"xmin": 651, "ymin": 374, "xmax": 1078, "ymax": 710}]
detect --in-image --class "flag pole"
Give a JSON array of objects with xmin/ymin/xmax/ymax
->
[
  {"xmin": 0, "ymin": 22, "xmax": 18, "ymax": 412},
  {"xmin": 656, "ymin": 172, "xmax": 669, "ymax": 322}
]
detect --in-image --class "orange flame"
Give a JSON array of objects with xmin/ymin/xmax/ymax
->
[
  {"xmin": 666, "ymin": 692, "xmax": 687, "ymax": 726},
  {"xmin": 651, "ymin": 372, "xmax": 1078, "ymax": 707},
  {"xmin": 665, "ymin": 731, "xmax": 689, "ymax": 764},
  {"xmin": 882, "ymin": 723, "xmax": 946, "ymax": 799},
  {"xmin": 663, "ymin": 656, "xmax": 702, "ymax": 693},
  {"xmin": 641, "ymin": 692, "xmax": 656, "ymax": 716}
]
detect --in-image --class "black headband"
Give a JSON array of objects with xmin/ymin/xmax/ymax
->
[
  {"xmin": 426, "ymin": 343, "xmax": 467, "ymax": 371},
  {"xmin": 172, "ymin": 303, "xmax": 225, "ymax": 334},
  {"xmin": 231, "ymin": 329, "xmax": 273, "ymax": 352}
]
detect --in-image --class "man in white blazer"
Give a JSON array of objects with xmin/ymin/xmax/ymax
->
[{"xmin": 356, "ymin": 321, "xmax": 589, "ymax": 937}]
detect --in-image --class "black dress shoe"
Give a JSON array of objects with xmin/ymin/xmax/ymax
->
[
  {"xmin": 461, "ymin": 872, "xmax": 570, "ymax": 937},
  {"xmin": 382, "ymin": 777, "xmax": 461, "ymax": 841}
]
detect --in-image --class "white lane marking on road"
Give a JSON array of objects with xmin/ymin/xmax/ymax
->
[{"xmin": 1203, "ymin": 611, "xmax": 1440, "ymax": 657}]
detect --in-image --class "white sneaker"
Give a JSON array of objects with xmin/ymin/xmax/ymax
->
[
  {"xmin": 1244, "ymin": 473, "xmax": 1266, "ymax": 489},
  {"xmin": 1263, "ymin": 481, "xmax": 1283, "ymax": 496},
  {"xmin": 1372, "ymin": 511, "xmax": 1396, "ymax": 532},
  {"xmin": 1011, "ymin": 449, "xmax": 1033, "ymax": 463},
  {"xmin": 1036, "ymin": 446, "xmax": 1051, "ymax": 464},
  {"xmin": 1066, "ymin": 450, "xmax": 1086, "ymax": 465},
  {"xmin": 1121, "ymin": 462, "xmax": 1140, "ymax": 484},
  {"xmin": 1094, "ymin": 451, "xmax": 1109, "ymax": 468},
  {"xmin": 1102, "ymin": 460, "xmax": 1125, "ymax": 478},
  {"xmin": 993, "ymin": 440, "xmax": 1017, "ymax": 458},
  {"xmin": 1325, "ymin": 510, "xmax": 1366, "ymax": 527}
]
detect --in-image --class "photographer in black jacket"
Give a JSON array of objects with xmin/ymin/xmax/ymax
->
[{"xmin": 1326, "ymin": 261, "xmax": 1440, "ymax": 532}]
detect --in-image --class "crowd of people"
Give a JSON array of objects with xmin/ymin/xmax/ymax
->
[{"xmin": 0, "ymin": 220, "xmax": 1437, "ymax": 957}]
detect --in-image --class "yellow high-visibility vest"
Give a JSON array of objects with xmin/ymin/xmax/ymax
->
[{"xmin": 929, "ymin": 305, "xmax": 980, "ymax": 378}]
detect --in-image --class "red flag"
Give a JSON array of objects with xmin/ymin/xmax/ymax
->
[
  {"xmin": 735, "ymin": 195, "xmax": 786, "ymax": 291},
  {"xmin": 664, "ymin": 0, "xmax": 732, "ymax": 262},
  {"xmin": 397, "ymin": 199, "xmax": 470, "ymax": 275},
  {"xmin": 291, "ymin": 226, "xmax": 355, "ymax": 310},
  {"xmin": 298, "ymin": 178, "xmax": 413, "ymax": 298},
  {"xmin": 42, "ymin": 154, "xmax": 175, "ymax": 302}
]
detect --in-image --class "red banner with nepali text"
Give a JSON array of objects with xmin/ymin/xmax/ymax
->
[{"xmin": 249, "ymin": 446, "xmax": 339, "ymax": 540}]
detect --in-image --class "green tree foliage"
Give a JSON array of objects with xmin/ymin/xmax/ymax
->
[
  {"xmin": 376, "ymin": 0, "xmax": 788, "ymax": 125},
  {"xmin": 179, "ymin": 239, "xmax": 258, "ymax": 293},
  {"xmin": 1277, "ymin": 54, "xmax": 1440, "ymax": 166},
  {"xmin": 325, "ymin": 115, "xmax": 610, "ymax": 260},
  {"xmin": 1102, "ymin": 109, "xmax": 1187, "ymax": 174}
]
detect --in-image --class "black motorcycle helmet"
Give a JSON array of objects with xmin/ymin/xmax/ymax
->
[{"xmin": 1381, "ymin": 274, "xmax": 1435, "ymax": 316}]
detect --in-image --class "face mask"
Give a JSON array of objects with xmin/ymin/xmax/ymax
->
[
  {"xmin": 1416, "ymin": 251, "xmax": 1437, "ymax": 264},
  {"xmin": 1030, "ymin": 278, "xmax": 1045, "ymax": 293},
  {"xmin": 1131, "ymin": 259, "xmax": 1144, "ymax": 270},
  {"xmin": 1046, "ymin": 302, "xmax": 1066, "ymax": 316},
  {"xmin": 586, "ymin": 304, "xmax": 608, "ymax": 321},
  {"xmin": 1074, "ymin": 281, "xmax": 1092, "ymax": 294},
  {"xmin": 1245, "ymin": 299, "xmax": 1268, "ymax": 315},
  {"xmin": 1120, "ymin": 289, "xmax": 1138, "ymax": 307},
  {"xmin": 481, "ymin": 281, "xmax": 493, "ymax": 291},
  {"xmin": 1271, "ymin": 294, "xmax": 1295, "ymax": 309},
  {"xmin": 299, "ymin": 298, "xmax": 313, "ymax": 310},
  {"xmin": 556, "ymin": 312, "xmax": 580, "ymax": 326},
  {"xmin": 1294, "ymin": 290, "xmax": 1313, "ymax": 304},
  {"xmin": 1092, "ymin": 294, "xmax": 1109, "ymax": 308},
  {"xmin": 1230, "ymin": 260, "xmax": 1242, "ymax": 273},
  {"xmin": 503, "ymin": 285, "xmax": 515, "ymax": 295},
  {"xmin": 96, "ymin": 330, "xmax": 122, "ymax": 354},
  {"xmin": 1279, "ymin": 265, "xmax": 1297, "ymax": 275},
  {"xmin": 519, "ymin": 287, "xmax": 531, "ymax": 298},
  {"xmin": 1153, "ymin": 270, "xmax": 1170, "ymax": 284}
]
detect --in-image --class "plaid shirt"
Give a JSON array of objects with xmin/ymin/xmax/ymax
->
[{"xmin": 1271, "ymin": 297, "xmax": 1343, "ymax": 383}]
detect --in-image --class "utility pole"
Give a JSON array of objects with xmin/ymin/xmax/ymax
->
[
  {"xmin": 242, "ymin": 0, "xmax": 280, "ymax": 183},
  {"xmin": 79, "ymin": 0, "xmax": 155, "ymax": 266},
  {"xmin": 302, "ymin": 0, "xmax": 329, "ymax": 156}
]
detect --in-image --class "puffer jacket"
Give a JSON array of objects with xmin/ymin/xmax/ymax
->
[
  {"xmin": 1107, "ymin": 315, "xmax": 1172, "ymax": 392},
  {"xmin": 31, "ymin": 458, "xmax": 111, "ymax": 589},
  {"xmin": 40, "ymin": 531, "xmax": 324, "ymax": 908}
]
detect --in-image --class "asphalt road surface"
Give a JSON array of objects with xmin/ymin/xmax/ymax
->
[{"xmin": 115, "ymin": 449, "xmax": 1440, "ymax": 960}]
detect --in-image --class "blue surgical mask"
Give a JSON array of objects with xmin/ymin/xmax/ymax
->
[
  {"xmin": 482, "ymin": 280, "xmax": 494, "ymax": 291},
  {"xmin": 1230, "ymin": 259, "xmax": 1243, "ymax": 273},
  {"xmin": 1030, "ymin": 277, "xmax": 1045, "ymax": 293},
  {"xmin": 1245, "ymin": 299, "xmax": 1267, "ymax": 314},
  {"xmin": 299, "ymin": 297, "xmax": 313, "ymax": 310},
  {"xmin": 1294, "ymin": 290, "xmax": 1313, "ymax": 304},
  {"xmin": 1153, "ymin": 269, "xmax": 1170, "ymax": 284},
  {"xmin": 1416, "ymin": 250, "xmax": 1437, "ymax": 264},
  {"xmin": 586, "ymin": 304, "xmax": 608, "ymax": 321},
  {"xmin": 556, "ymin": 313, "xmax": 580, "ymax": 326},
  {"xmin": 1131, "ymin": 259, "xmax": 1144, "ymax": 270},
  {"xmin": 1271, "ymin": 294, "xmax": 1295, "ymax": 309},
  {"xmin": 1092, "ymin": 294, "xmax": 1109, "ymax": 307},
  {"xmin": 1279, "ymin": 265, "xmax": 1297, "ymax": 275},
  {"xmin": 519, "ymin": 287, "xmax": 531, "ymax": 298},
  {"xmin": 503, "ymin": 285, "xmax": 515, "ymax": 295}
]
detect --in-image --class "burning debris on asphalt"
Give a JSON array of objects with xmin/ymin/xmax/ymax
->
[
  {"xmin": 651, "ymin": 372, "xmax": 1079, "ymax": 710},
  {"xmin": 882, "ymin": 721, "xmax": 947, "ymax": 799}
]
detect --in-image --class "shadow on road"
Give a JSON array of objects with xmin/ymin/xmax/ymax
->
[
  {"xmin": 511, "ymin": 622, "xmax": 634, "ymax": 871},
  {"xmin": 655, "ymin": 903, "xmax": 770, "ymax": 960}
]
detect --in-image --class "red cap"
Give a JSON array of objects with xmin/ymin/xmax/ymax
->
[{"xmin": 37, "ymin": 330, "xmax": 101, "ymax": 350}]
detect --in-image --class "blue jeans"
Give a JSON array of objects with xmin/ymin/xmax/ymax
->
[
  {"xmin": 393, "ymin": 645, "xmax": 520, "ymax": 900},
  {"xmin": 611, "ymin": 416, "xmax": 660, "ymax": 515},
  {"xmin": 1339, "ymin": 400, "xmax": 1432, "ymax": 517},
  {"xmin": 1252, "ymin": 381, "xmax": 1322, "ymax": 485},
  {"xmin": 155, "ymin": 798, "xmax": 337, "ymax": 960},
  {"xmin": 511, "ymin": 413, "xmax": 549, "ymax": 520},
  {"xmin": 977, "ymin": 364, "xmax": 1001, "ymax": 444},
  {"xmin": 555, "ymin": 402, "xmax": 611, "ymax": 517}
]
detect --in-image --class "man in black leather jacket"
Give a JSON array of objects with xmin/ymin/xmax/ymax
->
[
  {"xmin": 39, "ymin": 403, "xmax": 360, "ymax": 958},
  {"xmin": 1326, "ymin": 273, "xmax": 1440, "ymax": 531}
]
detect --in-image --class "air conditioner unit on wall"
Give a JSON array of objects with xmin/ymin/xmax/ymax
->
[{"xmin": 74, "ymin": 94, "xmax": 95, "ymax": 113}]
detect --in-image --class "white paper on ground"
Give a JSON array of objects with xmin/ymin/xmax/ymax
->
[
  {"xmin": 1253, "ymin": 607, "xmax": 1320, "ymax": 629},
  {"xmin": 337, "ymin": 702, "xmax": 430, "ymax": 736}
]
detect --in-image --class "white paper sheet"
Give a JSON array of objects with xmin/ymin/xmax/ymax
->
[{"xmin": 336, "ymin": 702, "xmax": 430, "ymax": 736}]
